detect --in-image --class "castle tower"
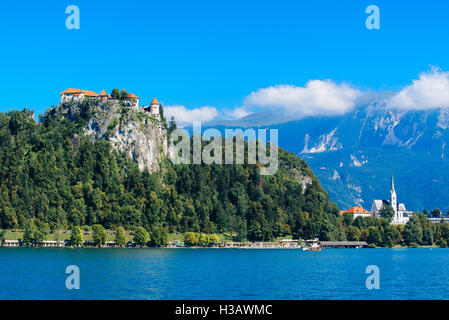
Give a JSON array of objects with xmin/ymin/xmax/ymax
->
[
  {"xmin": 390, "ymin": 175, "xmax": 398, "ymax": 221},
  {"xmin": 150, "ymin": 97, "xmax": 160, "ymax": 117}
]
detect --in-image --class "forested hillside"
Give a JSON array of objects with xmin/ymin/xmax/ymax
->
[{"xmin": 0, "ymin": 103, "xmax": 342, "ymax": 241}]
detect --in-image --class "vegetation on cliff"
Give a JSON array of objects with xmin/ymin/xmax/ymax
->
[{"xmin": 0, "ymin": 104, "xmax": 342, "ymax": 241}]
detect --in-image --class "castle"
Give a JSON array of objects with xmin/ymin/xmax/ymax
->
[
  {"xmin": 370, "ymin": 175, "xmax": 413, "ymax": 225},
  {"xmin": 60, "ymin": 88, "xmax": 160, "ymax": 118}
]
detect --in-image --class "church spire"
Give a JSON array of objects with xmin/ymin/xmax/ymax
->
[{"xmin": 390, "ymin": 174, "xmax": 395, "ymax": 193}]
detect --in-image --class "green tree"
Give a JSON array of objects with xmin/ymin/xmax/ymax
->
[
  {"xmin": 115, "ymin": 226, "xmax": 126, "ymax": 247},
  {"xmin": 342, "ymin": 213, "xmax": 354, "ymax": 226},
  {"xmin": 207, "ymin": 234, "xmax": 220, "ymax": 245},
  {"xmin": 133, "ymin": 227, "xmax": 149, "ymax": 247},
  {"xmin": 347, "ymin": 226, "xmax": 361, "ymax": 241},
  {"xmin": 22, "ymin": 220, "xmax": 36, "ymax": 245},
  {"xmin": 430, "ymin": 208, "xmax": 442, "ymax": 218},
  {"xmin": 111, "ymin": 88, "xmax": 121, "ymax": 99},
  {"xmin": 150, "ymin": 227, "xmax": 168, "ymax": 247},
  {"xmin": 168, "ymin": 116, "xmax": 177, "ymax": 133},
  {"xmin": 120, "ymin": 89, "xmax": 128, "ymax": 100},
  {"xmin": 404, "ymin": 220, "xmax": 422, "ymax": 246},
  {"xmin": 34, "ymin": 222, "xmax": 50, "ymax": 243},
  {"xmin": 367, "ymin": 226, "xmax": 382, "ymax": 246},
  {"xmin": 92, "ymin": 224, "xmax": 107, "ymax": 247},
  {"xmin": 0, "ymin": 229, "xmax": 6, "ymax": 244},
  {"xmin": 184, "ymin": 232, "xmax": 199, "ymax": 246},
  {"xmin": 70, "ymin": 226, "xmax": 84, "ymax": 247},
  {"xmin": 379, "ymin": 205, "xmax": 395, "ymax": 223}
]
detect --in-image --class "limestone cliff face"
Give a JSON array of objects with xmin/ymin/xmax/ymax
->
[{"xmin": 59, "ymin": 101, "xmax": 168, "ymax": 172}]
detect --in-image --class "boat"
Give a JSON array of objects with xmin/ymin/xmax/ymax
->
[{"xmin": 300, "ymin": 238, "xmax": 322, "ymax": 251}]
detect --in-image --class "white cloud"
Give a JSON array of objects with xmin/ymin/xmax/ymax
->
[
  {"xmin": 243, "ymin": 80, "xmax": 361, "ymax": 117},
  {"xmin": 164, "ymin": 105, "xmax": 219, "ymax": 127},
  {"xmin": 223, "ymin": 106, "xmax": 252, "ymax": 119},
  {"xmin": 387, "ymin": 68, "xmax": 449, "ymax": 110}
]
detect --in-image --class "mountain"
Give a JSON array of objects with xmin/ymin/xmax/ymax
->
[
  {"xmin": 205, "ymin": 95, "xmax": 449, "ymax": 212},
  {"xmin": 0, "ymin": 100, "xmax": 341, "ymax": 242}
]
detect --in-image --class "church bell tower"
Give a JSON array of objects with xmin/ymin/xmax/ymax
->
[{"xmin": 390, "ymin": 175, "xmax": 398, "ymax": 221}]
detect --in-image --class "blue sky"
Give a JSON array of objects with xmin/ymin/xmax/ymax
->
[{"xmin": 1, "ymin": 0, "xmax": 449, "ymax": 121}]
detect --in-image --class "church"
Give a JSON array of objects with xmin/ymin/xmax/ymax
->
[{"xmin": 370, "ymin": 176, "xmax": 413, "ymax": 225}]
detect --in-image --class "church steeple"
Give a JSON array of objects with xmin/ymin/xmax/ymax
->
[{"xmin": 390, "ymin": 174, "xmax": 398, "ymax": 221}]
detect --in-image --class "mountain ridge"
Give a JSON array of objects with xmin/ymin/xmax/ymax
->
[{"xmin": 201, "ymin": 94, "xmax": 449, "ymax": 211}]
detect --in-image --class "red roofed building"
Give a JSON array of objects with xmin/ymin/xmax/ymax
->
[
  {"xmin": 126, "ymin": 93, "xmax": 140, "ymax": 107},
  {"xmin": 61, "ymin": 88, "xmax": 100, "ymax": 103},
  {"xmin": 61, "ymin": 88, "xmax": 140, "ymax": 107},
  {"xmin": 339, "ymin": 206, "xmax": 372, "ymax": 218},
  {"xmin": 99, "ymin": 89, "xmax": 108, "ymax": 100}
]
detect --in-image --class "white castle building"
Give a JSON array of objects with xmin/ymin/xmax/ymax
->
[
  {"xmin": 371, "ymin": 176, "xmax": 413, "ymax": 225},
  {"xmin": 60, "ymin": 88, "xmax": 140, "ymax": 107},
  {"xmin": 60, "ymin": 88, "xmax": 162, "ymax": 119},
  {"xmin": 143, "ymin": 97, "xmax": 161, "ymax": 118}
]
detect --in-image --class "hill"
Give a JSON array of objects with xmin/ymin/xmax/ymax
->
[{"xmin": 0, "ymin": 100, "xmax": 342, "ymax": 241}]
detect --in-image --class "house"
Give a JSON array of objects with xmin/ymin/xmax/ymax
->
[
  {"xmin": 41, "ymin": 240, "xmax": 65, "ymax": 247},
  {"xmin": 279, "ymin": 239, "xmax": 298, "ymax": 248},
  {"xmin": 2, "ymin": 239, "xmax": 21, "ymax": 247},
  {"xmin": 60, "ymin": 88, "xmax": 85, "ymax": 103},
  {"xmin": 339, "ymin": 206, "xmax": 372, "ymax": 218},
  {"xmin": 428, "ymin": 217, "xmax": 449, "ymax": 224},
  {"xmin": 103, "ymin": 241, "xmax": 117, "ymax": 248},
  {"xmin": 126, "ymin": 93, "xmax": 140, "ymax": 108},
  {"xmin": 320, "ymin": 241, "xmax": 368, "ymax": 248}
]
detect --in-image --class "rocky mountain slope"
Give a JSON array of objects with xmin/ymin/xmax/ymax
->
[
  {"xmin": 206, "ymin": 95, "xmax": 449, "ymax": 211},
  {"xmin": 57, "ymin": 100, "xmax": 168, "ymax": 172}
]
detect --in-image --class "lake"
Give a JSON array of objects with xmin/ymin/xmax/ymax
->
[{"xmin": 1, "ymin": 247, "xmax": 448, "ymax": 300}]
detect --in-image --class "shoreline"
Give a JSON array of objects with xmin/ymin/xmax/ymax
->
[{"xmin": 0, "ymin": 244, "xmax": 439, "ymax": 249}]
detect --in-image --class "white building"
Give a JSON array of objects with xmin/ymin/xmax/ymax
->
[
  {"xmin": 143, "ymin": 97, "xmax": 161, "ymax": 118},
  {"xmin": 371, "ymin": 175, "xmax": 413, "ymax": 225},
  {"xmin": 339, "ymin": 206, "xmax": 372, "ymax": 218},
  {"xmin": 60, "ymin": 88, "xmax": 139, "ymax": 107}
]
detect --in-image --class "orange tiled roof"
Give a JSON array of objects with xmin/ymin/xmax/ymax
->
[
  {"xmin": 339, "ymin": 206, "xmax": 370, "ymax": 216},
  {"xmin": 151, "ymin": 97, "xmax": 159, "ymax": 105},
  {"xmin": 99, "ymin": 89, "xmax": 108, "ymax": 96},
  {"xmin": 127, "ymin": 93, "xmax": 139, "ymax": 99},
  {"xmin": 82, "ymin": 90, "xmax": 99, "ymax": 97},
  {"xmin": 61, "ymin": 88, "xmax": 83, "ymax": 95}
]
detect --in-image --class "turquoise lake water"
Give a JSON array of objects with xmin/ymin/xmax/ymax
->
[{"xmin": 1, "ymin": 247, "xmax": 448, "ymax": 300}]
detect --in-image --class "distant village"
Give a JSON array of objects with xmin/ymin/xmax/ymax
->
[
  {"xmin": 339, "ymin": 175, "xmax": 447, "ymax": 225},
  {"xmin": 60, "ymin": 88, "xmax": 161, "ymax": 118}
]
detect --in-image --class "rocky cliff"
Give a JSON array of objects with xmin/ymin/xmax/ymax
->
[{"xmin": 57, "ymin": 100, "xmax": 168, "ymax": 172}]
